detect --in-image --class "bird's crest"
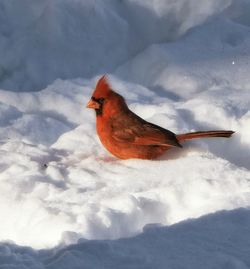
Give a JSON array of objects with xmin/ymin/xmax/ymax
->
[{"xmin": 92, "ymin": 75, "xmax": 111, "ymax": 98}]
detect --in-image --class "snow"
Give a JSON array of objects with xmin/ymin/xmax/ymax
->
[
  {"xmin": 1, "ymin": 209, "xmax": 250, "ymax": 268},
  {"xmin": 0, "ymin": 0, "xmax": 250, "ymax": 268}
]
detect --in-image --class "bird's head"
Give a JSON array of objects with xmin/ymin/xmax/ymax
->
[{"xmin": 87, "ymin": 75, "xmax": 128, "ymax": 117}]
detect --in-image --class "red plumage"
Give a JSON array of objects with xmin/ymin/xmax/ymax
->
[{"xmin": 87, "ymin": 76, "xmax": 234, "ymax": 160}]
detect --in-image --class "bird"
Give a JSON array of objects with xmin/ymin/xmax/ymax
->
[{"xmin": 86, "ymin": 75, "xmax": 234, "ymax": 160}]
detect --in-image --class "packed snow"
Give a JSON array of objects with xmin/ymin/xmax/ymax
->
[{"xmin": 0, "ymin": 0, "xmax": 250, "ymax": 268}]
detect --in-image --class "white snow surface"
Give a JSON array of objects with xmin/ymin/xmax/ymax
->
[{"xmin": 1, "ymin": 0, "xmax": 250, "ymax": 268}]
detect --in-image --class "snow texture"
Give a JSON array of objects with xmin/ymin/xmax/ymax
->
[
  {"xmin": 1, "ymin": 209, "xmax": 250, "ymax": 269},
  {"xmin": 0, "ymin": 0, "xmax": 250, "ymax": 268}
]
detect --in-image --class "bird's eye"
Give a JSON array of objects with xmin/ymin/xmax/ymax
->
[
  {"xmin": 98, "ymin": 98, "xmax": 105, "ymax": 104},
  {"xmin": 91, "ymin": 96, "xmax": 105, "ymax": 104}
]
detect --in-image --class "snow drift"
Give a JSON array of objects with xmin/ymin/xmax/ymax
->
[
  {"xmin": 0, "ymin": 0, "xmax": 250, "ymax": 268},
  {"xmin": 1, "ymin": 208, "xmax": 250, "ymax": 269},
  {"xmin": 0, "ymin": 0, "xmax": 233, "ymax": 91}
]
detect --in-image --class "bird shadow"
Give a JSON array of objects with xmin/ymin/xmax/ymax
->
[{"xmin": 157, "ymin": 143, "xmax": 204, "ymax": 161}]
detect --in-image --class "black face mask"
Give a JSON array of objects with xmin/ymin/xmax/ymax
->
[{"xmin": 91, "ymin": 97, "xmax": 105, "ymax": 116}]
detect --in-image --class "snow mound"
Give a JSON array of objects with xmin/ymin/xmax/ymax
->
[
  {"xmin": 0, "ymin": 0, "xmax": 250, "ymax": 267},
  {"xmin": 0, "ymin": 0, "xmax": 232, "ymax": 91},
  {"xmin": 0, "ymin": 77, "xmax": 250, "ymax": 249},
  {"xmin": 1, "ymin": 209, "xmax": 250, "ymax": 269}
]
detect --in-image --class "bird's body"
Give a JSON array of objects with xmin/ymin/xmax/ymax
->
[
  {"xmin": 87, "ymin": 76, "xmax": 234, "ymax": 160},
  {"xmin": 96, "ymin": 95, "xmax": 178, "ymax": 159}
]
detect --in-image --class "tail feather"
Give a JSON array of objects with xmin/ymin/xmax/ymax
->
[{"xmin": 176, "ymin": 130, "xmax": 234, "ymax": 142}]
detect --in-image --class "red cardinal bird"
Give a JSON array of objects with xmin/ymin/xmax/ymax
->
[{"xmin": 87, "ymin": 76, "xmax": 234, "ymax": 160}]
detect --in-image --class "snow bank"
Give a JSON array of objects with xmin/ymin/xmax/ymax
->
[
  {"xmin": 0, "ymin": 75, "xmax": 249, "ymax": 249},
  {"xmin": 0, "ymin": 0, "xmax": 232, "ymax": 91},
  {"xmin": 0, "ymin": 0, "xmax": 250, "ymax": 267},
  {"xmin": 1, "ymin": 209, "xmax": 250, "ymax": 268}
]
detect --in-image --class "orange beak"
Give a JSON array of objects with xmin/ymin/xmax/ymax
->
[{"xmin": 86, "ymin": 99, "xmax": 100, "ymax": 109}]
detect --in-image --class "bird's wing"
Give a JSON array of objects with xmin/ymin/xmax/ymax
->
[{"xmin": 112, "ymin": 122, "xmax": 181, "ymax": 148}]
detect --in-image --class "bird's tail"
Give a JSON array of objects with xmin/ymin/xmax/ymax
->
[{"xmin": 176, "ymin": 130, "xmax": 234, "ymax": 142}]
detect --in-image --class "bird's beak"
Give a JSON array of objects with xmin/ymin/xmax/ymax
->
[{"xmin": 86, "ymin": 99, "xmax": 100, "ymax": 109}]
